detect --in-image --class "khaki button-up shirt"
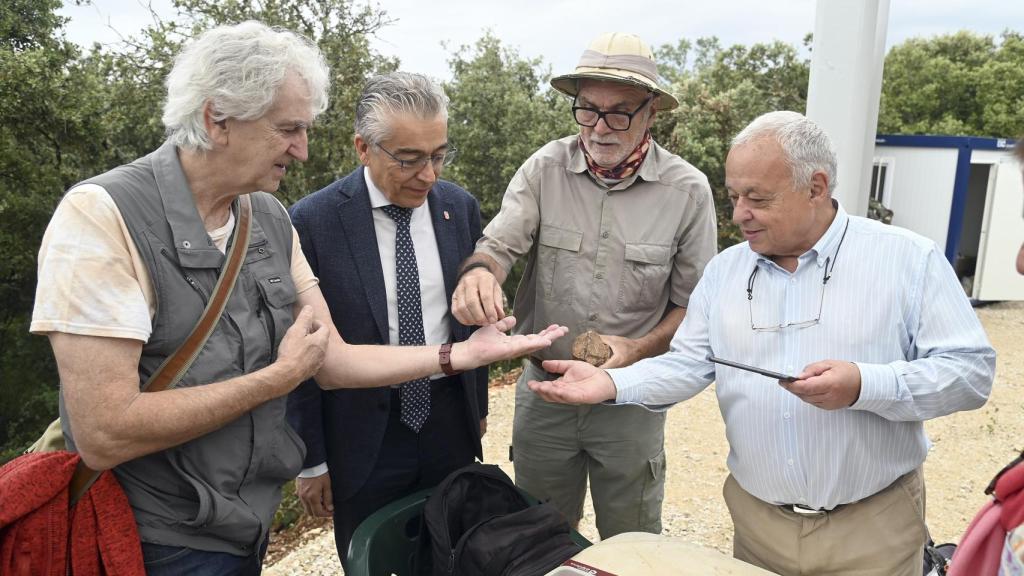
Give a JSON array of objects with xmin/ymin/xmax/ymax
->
[{"xmin": 476, "ymin": 135, "xmax": 718, "ymax": 360}]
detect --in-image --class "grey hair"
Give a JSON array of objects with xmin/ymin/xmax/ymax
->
[
  {"xmin": 354, "ymin": 72, "xmax": 449, "ymax": 146},
  {"xmin": 732, "ymin": 111, "xmax": 838, "ymax": 194},
  {"xmin": 162, "ymin": 21, "xmax": 330, "ymax": 151}
]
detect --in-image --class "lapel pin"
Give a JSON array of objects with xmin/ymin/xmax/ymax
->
[{"xmin": 443, "ymin": 210, "xmax": 450, "ymax": 220}]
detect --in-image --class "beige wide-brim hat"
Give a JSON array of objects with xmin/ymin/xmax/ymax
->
[{"xmin": 551, "ymin": 32, "xmax": 679, "ymax": 111}]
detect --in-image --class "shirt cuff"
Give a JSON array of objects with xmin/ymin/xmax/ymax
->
[
  {"xmin": 298, "ymin": 462, "xmax": 329, "ymax": 478},
  {"xmin": 474, "ymin": 242, "xmax": 515, "ymax": 277},
  {"xmin": 607, "ymin": 366, "xmax": 672, "ymax": 412},
  {"xmin": 850, "ymin": 362, "xmax": 898, "ymax": 412}
]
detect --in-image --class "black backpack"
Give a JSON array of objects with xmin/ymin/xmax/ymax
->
[{"xmin": 423, "ymin": 463, "xmax": 583, "ymax": 576}]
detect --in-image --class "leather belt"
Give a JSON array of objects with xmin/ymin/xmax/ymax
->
[
  {"xmin": 777, "ymin": 469, "xmax": 918, "ymax": 518},
  {"xmin": 783, "ymin": 503, "xmax": 834, "ymax": 515}
]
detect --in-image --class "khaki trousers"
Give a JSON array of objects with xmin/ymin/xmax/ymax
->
[
  {"xmin": 512, "ymin": 361, "xmax": 667, "ymax": 538},
  {"xmin": 723, "ymin": 469, "xmax": 927, "ymax": 576}
]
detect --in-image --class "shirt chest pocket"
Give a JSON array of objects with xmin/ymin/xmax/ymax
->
[
  {"xmin": 617, "ymin": 242, "xmax": 672, "ymax": 314},
  {"xmin": 244, "ymin": 240, "xmax": 296, "ymax": 350},
  {"xmin": 537, "ymin": 224, "xmax": 583, "ymax": 305},
  {"xmin": 255, "ymin": 272, "xmax": 296, "ymax": 349}
]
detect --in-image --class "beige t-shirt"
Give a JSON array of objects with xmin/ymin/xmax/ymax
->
[{"xmin": 30, "ymin": 184, "xmax": 318, "ymax": 342}]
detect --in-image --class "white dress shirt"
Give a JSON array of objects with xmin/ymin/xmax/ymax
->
[
  {"xmin": 608, "ymin": 202, "xmax": 995, "ymax": 510},
  {"xmin": 364, "ymin": 173, "xmax": 451, "ymax": 351},
  {"xmin": 300, "ymin": 171, "xmax": 451, "ymax": 479}
]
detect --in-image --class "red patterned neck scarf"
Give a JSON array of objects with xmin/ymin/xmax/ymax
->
[{"xmin": 580, "ymin": 131, "xmax": 652, "ymax": 181}]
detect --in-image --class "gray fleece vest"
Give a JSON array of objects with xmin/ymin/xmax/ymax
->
[{"xmin": 58, "ymin": 141, "xmax": 304, "ymax": 555}]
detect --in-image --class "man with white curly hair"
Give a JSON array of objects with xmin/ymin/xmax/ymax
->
[
  {"xmin": 528, "ymin": 111, "xmax": 995, "ymax": 576},
  {"xmin": 29, "ymin": 21, "xmax": 564, "ymax": 575}
]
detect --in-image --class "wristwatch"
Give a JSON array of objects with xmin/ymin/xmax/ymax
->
[
  {"xmin": 439, "ymin": 342, "xmax": 462, "ymax": 376},
  {"xmin": 456, "ymin": 261, "xmax": 492, "ymax": 281}
]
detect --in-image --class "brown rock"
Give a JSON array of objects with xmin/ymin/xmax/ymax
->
[{"xmin": 572, "ymin": 330, "xmax": 612, "ymax": 366}]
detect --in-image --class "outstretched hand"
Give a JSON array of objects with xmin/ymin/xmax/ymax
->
[
  {"xmin": 527, "ymin": 359, "xmax": 617, "ymax": 405},
  {"xmin": 455, "ymin": 316, "xmax": 567, "ymax": 370}
]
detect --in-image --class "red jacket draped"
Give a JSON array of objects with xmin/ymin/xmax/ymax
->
[{"xmin": 0, "ymin": 451, "xmax": 144, "ymax": 575}]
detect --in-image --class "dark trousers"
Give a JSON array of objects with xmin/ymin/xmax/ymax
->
[
  {"xmin": 332, "ymin": 378, "xmax": 476, "ymax": 570},
  {"xmin": 142, "ymin": 539, "xmax": 268, "ymax": 576}
]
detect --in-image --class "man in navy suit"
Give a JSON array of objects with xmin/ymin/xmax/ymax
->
[{"xmin": 287, "ymin": 72, "xmax": 488, "ymax": 568}]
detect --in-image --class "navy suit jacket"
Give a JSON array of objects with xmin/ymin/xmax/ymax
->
[{"xmin": 286, "ymin": 167, "xmax": 488, "ymax": 503}]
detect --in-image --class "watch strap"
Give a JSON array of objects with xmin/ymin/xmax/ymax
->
[{"xmin": 439, "ymin": 342, "xmax": 462, "ymax": 376}]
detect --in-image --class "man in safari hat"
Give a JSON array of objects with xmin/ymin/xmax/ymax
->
[{"xmin": 451, "ymin": 32, "xmax": 718, "ymax": 537}]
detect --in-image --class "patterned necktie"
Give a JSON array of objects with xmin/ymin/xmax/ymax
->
[{"xmin": 380, "ymin": 204, "xmax": 431, "ymax": 432}]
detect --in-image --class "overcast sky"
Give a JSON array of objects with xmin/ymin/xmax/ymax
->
[{"xmin": 59, "ymin": 0, "xmax": 1022, "ymax": 81}]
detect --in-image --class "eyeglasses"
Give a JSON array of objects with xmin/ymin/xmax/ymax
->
[
  {"xmin": 746, "ymin": 220, "xmax": 849, "ymax": 332},
  {"xmin": 572, "ymin": 94, "xmax": 654, "ymax": 131},
  {"xmin": 377, "ymin": 144, "xmax": 458, "ymax": 172}
]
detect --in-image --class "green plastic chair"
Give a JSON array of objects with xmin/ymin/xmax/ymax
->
[
  {"xmin": 345, "ymin": 488, "xmax": 432, "ymax": 576},
  {"xmin": 345, "ymin": 487, "xmax": 592, "ymax": 576}
]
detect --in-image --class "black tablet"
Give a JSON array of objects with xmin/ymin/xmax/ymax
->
[{"xmin": 708, "ymin": 355, "xmax": 798, "ymax": 382}]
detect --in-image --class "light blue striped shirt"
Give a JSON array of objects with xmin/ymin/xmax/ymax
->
[{"xmin": 609, "ymin": 203, "xmax": 995, "ymax": 510}]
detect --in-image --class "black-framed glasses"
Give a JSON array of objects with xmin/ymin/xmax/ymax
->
[
  {"xmin": 377, "ymin": 144, "xmax": 458, "ymax": 172},
  {"xmin": 746, "ymin": 220, "xmax": 849, "ymax": 332},
  {"xmin": 572, "ymin": 93, "xmax": 654, "ymax": 131}
]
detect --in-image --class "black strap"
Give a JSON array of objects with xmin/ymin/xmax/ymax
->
[
  {"xmin": 456, "ymin": 261, "xmax": 493, "ymax": 282},
  {"xmin": 986, "ymin": 449, "xmax": 1024, "ymax": 496}
]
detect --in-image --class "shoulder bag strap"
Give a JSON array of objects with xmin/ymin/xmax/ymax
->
[{"xmin": 68, "ymin": 194, "xmax": 254, "ymax": 507}]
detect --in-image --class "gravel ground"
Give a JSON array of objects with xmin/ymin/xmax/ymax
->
[{"xmin": 265, "ymin": 301, "xmax": 1024, "ymax": 575}]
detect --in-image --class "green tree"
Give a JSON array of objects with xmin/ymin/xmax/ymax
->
[
  {"xmin": 0, "ymin": 0, "xmax": 395, "ymax": 461},
  {"xmin": 181, "ymin": 0, "xmax": 399, "ymax": 203},
  {"xmin": 0, "ymin": 0, "xmax": 125, "ymax": 461},
  {"xmin": 441, "ymin": 33, "xmax": 575, "ymax": 323},
  {"xmin": 654, "ymin": 37, "xmax": 810, "ymax": 248},
  {"xmin": 878, "ymin": 31, "xmax": 1024, "ymax": 138},
  {"xmin": 106, "ymin": 0, "xmax": 399, "ymax": 204},
  {"xmin": 443, "ymin": 32, "xmax": 575, "ymax": 222}
]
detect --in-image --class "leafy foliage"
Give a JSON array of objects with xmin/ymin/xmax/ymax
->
[
  {"xmin": 0, "ymin": 0, "xmax": 124, "ymax": 461},
  {"xmin": 0, "ymin": 0, "xmax": 394, "ymax": 460},
  {"xmin": 98, "ymin": 0, "xmax": 400, "ymax": 204},
  {"xmin": 654, "ymin": 37, "xmax": 811, "ymax": 248},
  {"xmin": 878, "ymin": 31, "xmax": 1024, "ymax": 138},
  {"xmin": 443, "ymin": 32, "xmax": 576, "ymax": 222},
  {"xmin": 442, "ymin": 33, "xmax": 576, "ymax": 315},
  {"xmin": 165, "ymin": 0, "xmax": 401, "ymax": 203},
  {"xmin": 0, "ymin": 0, "xmax": 66, "ymax": 51}
]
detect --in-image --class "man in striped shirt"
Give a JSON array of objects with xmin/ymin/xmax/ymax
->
[{"xmin": 528, "ymin": 111, "xmax": 996, "ymax": 576}]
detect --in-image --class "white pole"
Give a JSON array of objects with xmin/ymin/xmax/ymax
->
[{"xmin": 806, "ymin": 0, "xmax": 890, "ymax": 217}]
